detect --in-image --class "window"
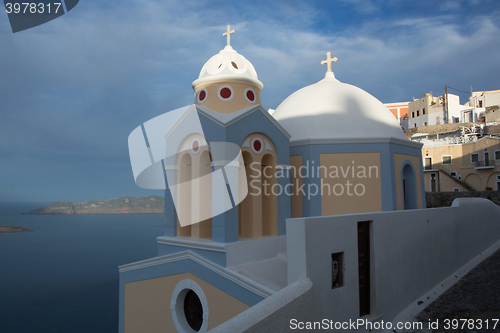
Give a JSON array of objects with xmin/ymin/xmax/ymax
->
[
  {"xmin": 478, "ymin": 100, "xmax": 483, "ymax": 107},
  {"xmin": 424, "ymin": 122, "xmax": 427, "ymax": 126},
  {"xmin": 424, "ymin": 157, "xmax": 433, "ymax": 170},
  {"xmin": 453, "ymin": 188, "xmax": 460, "ymax": 192},
  {"xmin": 442, "ymin": 155, "xmax": 452, "ymax": 165},
  {"xmin": 414, "ymin": 123, "xmax": 417, "ymax": 128},
  {"xmin": 417, "ymin": 110, "xmax": 420, "ymax": 116},
  {"xmin": 495, "ymin": 150, "xmax": 500, "ymax": 161},
  {"xmin": 412, "ymin": 112, "xmax": 415, "ymax": 118},
  {"xmin": 331, "ymin": 252, "xmax": 344, "ymax": 289},
  {"xmin": 423, "ymin": 108, "xmax": 426, "ymax": 115},
  {"xmin": 171, "ymin": 280, "xmax": 209, "ymax": 333},
  {"xmin": 430, "ymin": 173, "xmax": 437, "ymax": 192},
  {"xmin": 471, "ymin": 153, "xmax": 479, "ymax": 163},
  {"xmin": 484, "ymin": 151, "xmax": 490, "ymax": 166},
  {"xmin": 450, "ymin": 171, "xmax": 457, "ymax": 177}
]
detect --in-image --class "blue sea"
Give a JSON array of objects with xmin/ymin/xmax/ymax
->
[{"xmin": 0, "ymin": 202, "xmax": 165, "ymax": 333}]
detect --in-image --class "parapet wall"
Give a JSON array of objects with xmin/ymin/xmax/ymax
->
[
  {"xmin": 426, "ymin": 190, "xmax": 500, "ymax": 208},
  {"xmin": 208, "ymin": 198, "xmax": 500, "ymax": 332},
  {"xmin": 286, "ymin": 198, "xmax": 500, "ymax": 330}
]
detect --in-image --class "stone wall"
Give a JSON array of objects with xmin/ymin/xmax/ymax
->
[{"xmin": 426, "ymin": 191, "xmax": 500, "ymax": 208}]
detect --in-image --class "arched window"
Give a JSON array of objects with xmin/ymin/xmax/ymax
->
[
  {"xmin": 177, "ymin": 152, "xmax": 192, "ymax": 236},
  {"xmin": 239, "ymin": 151, "xmax": 254, "ymax": 237},
  {"xmin": 262, "ymin": 154, "xmax": 277, "ymax": 236},
  {"xmin": 402, "ymin": 162, "xmax": 418, "ymax": 210},
  {"xmin": 239, "ymin": 134, "xmax": 277, "ymax": 238},
  {"xmin": 176, "ymin": 135, "xmax": 212, "ymax": 239}
]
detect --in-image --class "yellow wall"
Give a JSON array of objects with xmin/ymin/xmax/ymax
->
[
  {"xmin": 320, "ymin": 153, "xmax": 381, "ymax": 216},
  {"xmin": 124, "ymin": 272, "xmax": 250, "ymax": 333},
  {"xmin": 394, "ymin": 153, "xmax": 424, "ymax": 210},
  {"xmin": 422, "ymin": 137, "xmax": 500, "ymax": 191}
]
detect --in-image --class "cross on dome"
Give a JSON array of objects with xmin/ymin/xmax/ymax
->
[
  {"xmin": 321, "ymin": 52, "xmax": 338, "ymax": 73},
  {"xmin": 223, "ymin": 25, "xmax": 235, "ymax": 46}
]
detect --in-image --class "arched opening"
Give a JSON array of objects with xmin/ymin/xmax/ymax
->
[
  {"xmin": 177, "ymin": 152, "xmax": 192, "ymax": 236},
  {"xmin": 465, "ymin": 173, "xmax": 482, "ymax": 190},
  {"xmin": 192, "ymin": 150, "xmax": 212, "ymax": 239},
  {"xmin": 238, "ymin": 133, "xmax": 278, "ymax": 238},
  {"xmin": 175, "ymin": 134, "xmax": 213, "ymax": 239},
  {"xmin": 239, "ymin": 151, "xmax": 254, "ymax": 238},
  {"xmin": 262, "ymin": 154, "xmax": 277, "ymax": 236},
  {"xmin": 402, "ymin": 163, "xmax": 418, "ymax": 210}
]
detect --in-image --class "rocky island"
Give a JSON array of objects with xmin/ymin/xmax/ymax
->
[
  {"xmin": 23, "ymin": 195, "xmax": 165, "ymax": 215},
  {"xmin": 0, "ymin": 226, "xmax": 33, "ymax": 233}
]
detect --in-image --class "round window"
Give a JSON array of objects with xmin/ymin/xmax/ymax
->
[
  {"xmin": 217, "ymin": 85, "xmax": 234, "ymax": 101},
  {"xmin": 197, "ymin": 88, "xmax": 208, "ymax": 103},
  {"xmin": 244, "ymin": 88, "xmax": 256, "ymax": 103},
  {"xmin": 184, "ymin": 290, "xmax": 203, "ymax": 331},
  {"xmin": 191, "ymin": 139, "xmax": 201, "ymax": 155},
  {"xmin": 171, "ymin": 280, "xmax": 209, "ymax": 333},
  {"xmin": 251, "ymin": 137, "xmax": 263, "ymax": 154}
]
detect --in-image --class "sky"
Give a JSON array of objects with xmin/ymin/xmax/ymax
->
[{"xmin": 1, "ymin": 0, "xmax": 500, "ymax": 203}]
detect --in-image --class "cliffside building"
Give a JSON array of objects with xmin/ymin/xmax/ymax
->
[
  {"xmin": 384, "ymin": 101, "xmax": 409, "ymax": 129},
  {"xmin": 410, "ymin": 125, "xmax": 500, "ymax": 192}
]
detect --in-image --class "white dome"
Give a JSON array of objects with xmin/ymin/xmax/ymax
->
[
  {"xmin": 273, "ymin": 72, "xmax": 406, "ymax": 143},
  {"xmin": 192, "ymin": 45, "xmax": 263, "ymax": 89}
]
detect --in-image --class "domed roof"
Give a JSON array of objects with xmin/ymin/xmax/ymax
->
[
  {"xmin": 192, "ymin": 45, "xmax": 263, "ymax": 90},
  {"xmin": 273, "ymin": 72, "xmax": 406, "ymax": 143}
]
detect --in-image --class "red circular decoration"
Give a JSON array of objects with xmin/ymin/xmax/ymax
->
[
  {"xmin": 199, "ymin": 90, "xmax": 206, "ymax": 101},
  {"xmin": 220, "ymin": 88, "xmax": 232, "ymax": 99},
  {"xmin": 253, "ymin": 140, "xmax": 262, "ymax": 152},
  {"xmin": 246, "ymin": 90, "xmax": 255, "ymax": 102},
  {"xmin": 192, "ymin": 141, "xmax": 199, "ymax": 152}
]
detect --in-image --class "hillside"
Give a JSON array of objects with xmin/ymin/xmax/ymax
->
[{"xmin": 23, "ymin": 196, "xmax": 164, "ymax": 215}]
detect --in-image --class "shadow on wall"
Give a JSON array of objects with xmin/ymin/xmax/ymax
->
[
  {"xmin": 426, "ymin": 190, "xmax": 500, "ymax": 208},
  {"xmin": 282, "ymin": 91, "xmax": 406, "ymax": 142}
]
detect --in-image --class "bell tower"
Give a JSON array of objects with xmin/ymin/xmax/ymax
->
[{"xmin": 192, "ymin": 25, "xmax": 263, "ymax": 113}]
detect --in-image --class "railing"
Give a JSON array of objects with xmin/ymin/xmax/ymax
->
[{"xmin": 474, "ymin": 160, "xmax": 495, "ymax": 168}]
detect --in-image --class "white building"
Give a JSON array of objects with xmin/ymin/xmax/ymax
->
[{"xmin": 408, "ymin": 93, "xmax": 464, "ymax": 128}]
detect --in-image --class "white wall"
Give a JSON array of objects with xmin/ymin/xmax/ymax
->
[
  {"xmin": 287, "ymin": 198, "xmax": 500, "ymax": 328},
  {"xmin": 207, "ymin": 198, "xmax": 500, "ymax": 333}
]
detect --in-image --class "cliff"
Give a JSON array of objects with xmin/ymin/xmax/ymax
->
[
  {"xmin": 0, "ymin": 226, "xmax": 33, "ymax": 233},
  {"xmin": 23, "ymin": 196, "xmax": 165, "ymax": 215}
]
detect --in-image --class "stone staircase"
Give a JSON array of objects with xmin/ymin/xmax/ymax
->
[{"xmin": 437, "ymin": 166, "xmax": 477, "ymax": 191}]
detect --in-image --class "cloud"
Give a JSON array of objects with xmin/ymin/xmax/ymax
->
[
  {"xmin": 1, "ymin": 0, "xmax": 500, "ymax": 201},
  {"xmin": 440, "ymin": 1, "xmax": 461, "ymax": 11}
]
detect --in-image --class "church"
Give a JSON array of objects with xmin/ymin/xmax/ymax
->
[{"xmin": 120, "ymin": 26, "xmax": 500, "ymax": 333}]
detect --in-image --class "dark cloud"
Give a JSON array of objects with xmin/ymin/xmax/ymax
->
[{"xmin": 1, "ymin": 0, "xmax": 499, "ymax": 202}]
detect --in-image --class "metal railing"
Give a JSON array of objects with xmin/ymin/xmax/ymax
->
[{"xmin": 474, "ymin": 160, "xmax": 495, "ymax": 168}]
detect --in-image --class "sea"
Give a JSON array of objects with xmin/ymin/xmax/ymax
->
[{"xmin": 0, "ymin": 202, "xmax": 165, "ymax": 333}]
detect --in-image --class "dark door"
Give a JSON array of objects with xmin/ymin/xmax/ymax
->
[
  {"xmin": 430, "ymin": 173, "xmax": 437, "ymax": 192},
  {"xmin": 403, "ymin": 179, "xmax": 407, "ymax": 209},
  {"xmin": 357, "ymin": 221, "xmax": 370, "ymax": 317}
]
